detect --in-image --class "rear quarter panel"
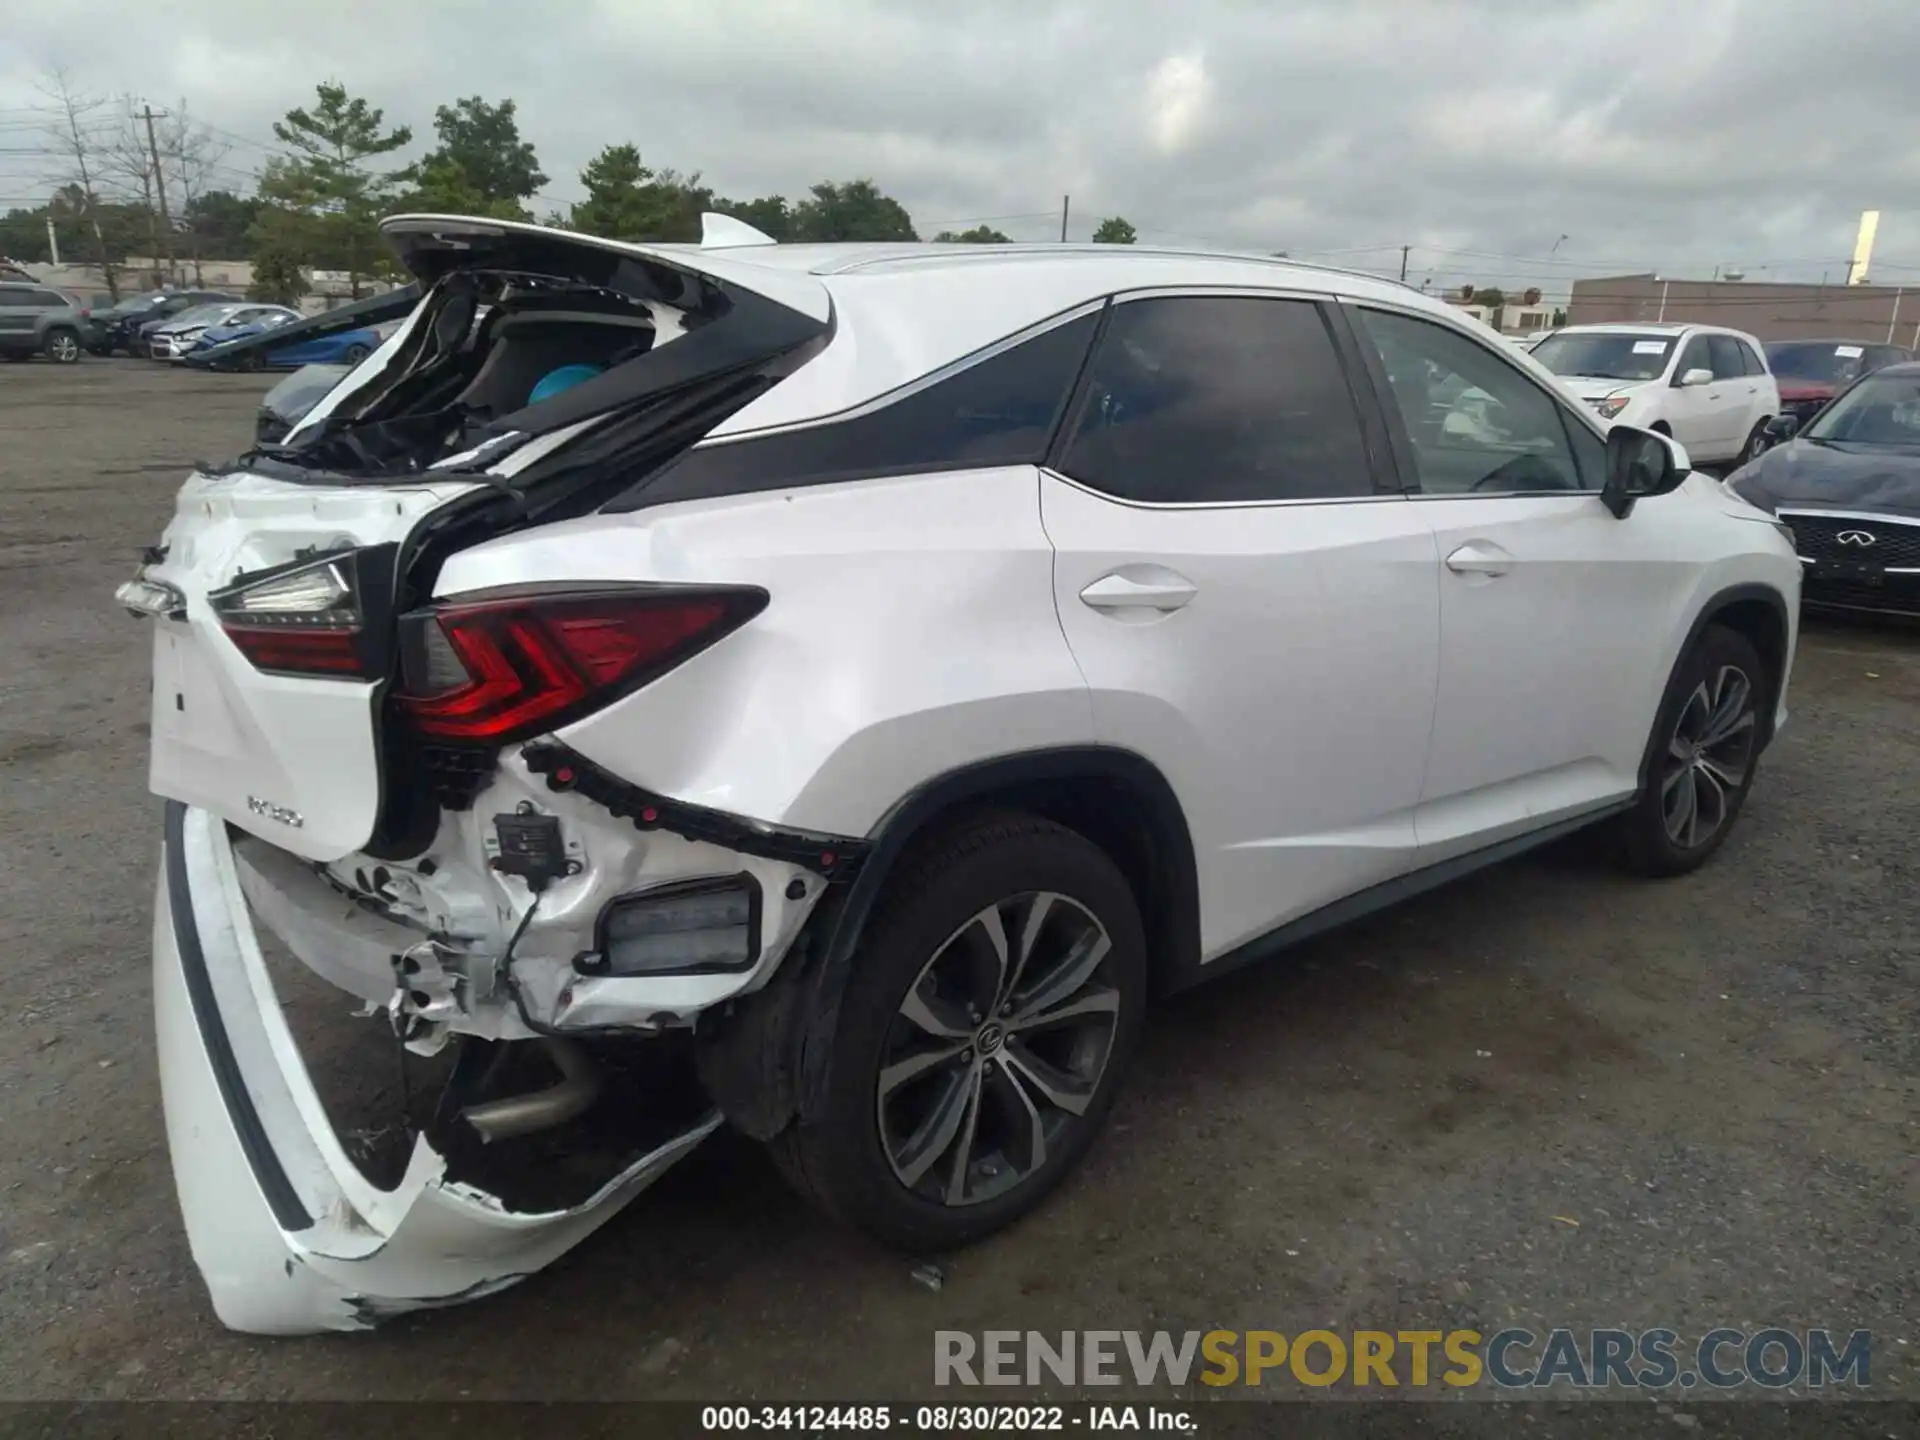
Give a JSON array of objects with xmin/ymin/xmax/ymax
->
[{"xmin": 433, "ymin": 467, "xmax": 1097, "ymax": 835}]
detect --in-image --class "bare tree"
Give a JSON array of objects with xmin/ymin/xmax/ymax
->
[
  {"xmin": 35, "ymin": 67, "xmax": 121, "ymax": 300},
  {"xmin": 96, "ymin": 98, "xmax": 165, "ymax": 283},
  {"xmin": 161, "ymin": 104, "xmax": 231, "ymax": 285}
]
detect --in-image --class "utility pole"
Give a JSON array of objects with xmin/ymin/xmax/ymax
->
[
  {"xmin": 1060, "ymin": 195, "xmax": 1070, "ymax": 243},
  {"xmin": 1399, "ymin": 244, "xmax": 1410, "ymax": 283},
  {"xmin": 138, "ymin": 102, "xmax": 175, "ymax": 279},
  {"xmin": 45, "ymin": 216, "xmax": 59, "ymax": 267}
]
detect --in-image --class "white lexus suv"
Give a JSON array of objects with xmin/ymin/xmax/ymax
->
[
  {"xmin": 1532, "ymin": 322, "xmax": 1781, "ymax": 466},
  {"xmin": 122, "ymin": 215, "xmax": 1801, "ymax": 1334}
]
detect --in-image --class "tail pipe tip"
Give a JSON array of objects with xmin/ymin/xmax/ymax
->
[{"xmin": 459, "ymin": 1036, "xmax": 602, "ymax": 1144}]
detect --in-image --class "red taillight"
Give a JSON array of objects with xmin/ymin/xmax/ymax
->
[
  {"xmin": 211, "ymin": 551, "xmax": 380, "ymax": 679},
  {"xmin": 398, "ymin": 586, "xmax": 765, "ymax": 743},
  {"xmin": 225, "ymin": 627, "xmax": 365, "ymax": 674}
]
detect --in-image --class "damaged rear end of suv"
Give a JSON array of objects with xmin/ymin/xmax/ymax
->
[{"xmin": 127, "ymin": 215, "xmax": 851, "ymax": 1333}]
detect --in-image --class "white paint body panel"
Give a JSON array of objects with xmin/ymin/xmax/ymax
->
[
  {"xmin": 1409, "ymin": 473, "xmax": 1800, "ymax": 859},
  {"xmin": 1039, "ymin": 475, "xmax": 1440, "ymax": 958},
  {"xmin": 444, "ymin": 467, "xmax": 1096, "ymax": 836}
]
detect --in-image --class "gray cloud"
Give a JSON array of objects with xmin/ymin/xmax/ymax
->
[{"xmin": 4, "ymin": 0, "xmax": 1917, "ymax": 294}]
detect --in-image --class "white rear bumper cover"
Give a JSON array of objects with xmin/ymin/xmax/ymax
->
[{"xmin": 154, "ymin": 802, "xmax": 721, "ymax": 1335}]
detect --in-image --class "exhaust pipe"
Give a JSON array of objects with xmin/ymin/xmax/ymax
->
[{"xmin": 459, "ymin": 1037, "xmax": 602, "ymax": 1143}]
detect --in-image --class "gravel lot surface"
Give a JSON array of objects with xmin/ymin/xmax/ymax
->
[{"xmin": 1, "ymin": 360, "xmax": 1913, "ymax": 1419}]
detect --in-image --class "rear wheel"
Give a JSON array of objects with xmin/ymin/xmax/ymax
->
[
  {"xmin": 1736, "ymin": 419, "xmax": 1771, "ymax": 465},
  {"xmin": 774, "ymin": 812, "xmax": 1147, "ymax": 1251},
  {"xmin": 42, "ymin": 328, "xmax": 81, "ymax": 364},
  {"xmin": 341, "ymin": 343, "xmax": 370, "ymax": 364},
  {"xmin": 1616, "ymin": 625, "xmax": 1767, "ymax": 876}
]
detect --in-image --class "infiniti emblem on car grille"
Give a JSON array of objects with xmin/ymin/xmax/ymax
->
[{"xmin": 1837, "ymin": 530, "xmax": 1877, "ymax": 546}]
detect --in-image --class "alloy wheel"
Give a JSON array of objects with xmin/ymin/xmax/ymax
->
[
  {"xmin": 48, "ymin": 332, "xmax": 79, "ymax": 363},
  {"xmin": 1661, "ymin": 664, "xmax": 1757, "ymax": 849},
  {"xmin": 876, "ymin": 891, "xmax": 1121, "ymax": 1208}
]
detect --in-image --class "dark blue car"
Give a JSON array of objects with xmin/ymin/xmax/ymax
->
[{"xmin": 191, "ymin": 313, "xmax": 381, "ymax": 370}]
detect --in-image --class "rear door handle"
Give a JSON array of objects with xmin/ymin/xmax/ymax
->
[
  {"xmin": 1079, "ymin": 568, "xmax": 1197, "ymax": 612},
  {"xmin": 1445, "ymin": 542, "xmax": 1514, "ymax": 578}
]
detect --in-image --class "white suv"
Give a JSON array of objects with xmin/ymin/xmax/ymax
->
[
  {"xmin": 122, "ymin": 215, "xmax": 1801, "ymax": 1334},
  {"xmin": 1533, "ymin": 322, "xmax": 1780, "ymax": 465}
]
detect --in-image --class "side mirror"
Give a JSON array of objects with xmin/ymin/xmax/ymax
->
[
  {"xmin": 1676, "ymin": 367, "xmax": 1714, "ymax": 388},
  {"xmin": 1764, "ymin": 413, "xmax": 1800, "ymax": 440},
  {"xmin": 1601, "ymin": 425, "xmax": 1685, "ymax": 519}
]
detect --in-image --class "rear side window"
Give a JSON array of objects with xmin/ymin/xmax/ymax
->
[
  {"xmin": 633, "ymin": 309, "xmax": 1100, "ymax": 503},
  {"xmin": 1055, "ymin": 296, "xmax": 1373, "ymax": 503},
  {"xmin": 1737, "ymin": 340, "xmax": 1766, "ymax": 376}
]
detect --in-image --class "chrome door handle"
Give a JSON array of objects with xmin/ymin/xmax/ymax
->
[
  {"xmin": 1445, "ymin": 542, "xmax": 1514, "ymax": 577},
  {"xmin": 1079, "ymin": 569, "xmax": 1197, "ymax": 612}
]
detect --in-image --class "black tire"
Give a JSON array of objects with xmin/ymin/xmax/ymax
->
[
  {"xmin": 1735, "ymin": 419, "xmax": 1771, "ymax": 466},
  {"xmin": 42, "ymin": 327, "xmax": 82, "ymax": 364},
  {"xmin": 341, "ymin": 343, "xmax": 370, "ymax": 364},
  {"xmin": 1616, "ymin": 625, "xmax": 1768, "ymax": 877},
  {"xmin": 774, "ymin": 811, "xmax": 1147, "ymax": 1251},
  {"xmin": 240, "ymin": 349, "xmax": 266, "ymax": 373}
]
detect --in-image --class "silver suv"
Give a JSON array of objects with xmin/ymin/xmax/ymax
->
[{"xmin": 0, "ymin": 282, "xmax": 89, "ymax": 364}]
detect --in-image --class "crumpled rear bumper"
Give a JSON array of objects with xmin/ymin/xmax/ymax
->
[{"xmin": 153, "ymin": 801, "xmax": 721, "ymax": 1335}]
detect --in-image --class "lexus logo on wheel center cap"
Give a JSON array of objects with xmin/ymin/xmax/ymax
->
[
  {"xmin": 1837, "ymin": 530, "xmax": 1877, "ymax": 546},
  {"xmin": 975, "ymin": 1022, "xmax": 1006, "ymax": 1056}
]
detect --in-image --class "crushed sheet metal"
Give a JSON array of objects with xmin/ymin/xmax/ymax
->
[{"xmin": 155, "ymin": 802, "xmax": 721, "ymax": 1334}]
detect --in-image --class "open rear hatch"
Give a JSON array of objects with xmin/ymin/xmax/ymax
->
[{"xmin": 123, "ymin": 214, "xmax": 830, "ymax": 863}]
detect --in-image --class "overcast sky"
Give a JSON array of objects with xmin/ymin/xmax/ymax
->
[{"xmin": 4, "ymin": 0, "xmax": 1917, "ymax": 296}]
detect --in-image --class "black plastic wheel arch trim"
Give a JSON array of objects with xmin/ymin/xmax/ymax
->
[
  {"xmin": 1631, "ymin": 582, "xmax": 1791, "ymax": 797},
  {"xmin": 163, "ymin": 801, "xmax": 315, "ymax": 1233},
  {"xmin": 521, "ymin": 741, "xmax": 869, "ymax": 881},
  {"xmin": 784, "ymin": 745, "xmax": 1202, "ymax": 1127}
]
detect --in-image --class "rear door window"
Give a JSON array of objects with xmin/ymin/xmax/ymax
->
[{"xmin": 1054, "ymin": 295, "xmax": 1374, "ymax": 504}]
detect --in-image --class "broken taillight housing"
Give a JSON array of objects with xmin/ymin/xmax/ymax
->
[
  {"xmin": 396, "ymin": 584, "xmax": 767, "ymax": 744},
  {"xmin": 211, "ymin": 550, "xmax": 381, "ymax": 678}
]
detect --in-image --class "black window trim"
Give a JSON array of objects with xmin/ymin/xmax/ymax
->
[
  {"xmin": 692, "ymin": 295, "xmax": 1111, "ymax": 450},
  {"xmin": 1342, "ymin": 298, "xmax": 1607, "ymax": 501},
  {"xmin": 604, "ymin": 298, "xmax": 1107, "ymax": 510},
  {"xmin": 1039, "ymin": 285, "xmax": 1403, "ymax": 511}
]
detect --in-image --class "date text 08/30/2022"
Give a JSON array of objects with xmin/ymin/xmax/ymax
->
[{"xmin": 701, "ymin": 1406, "xmax": 1197, "ymax": 1433}]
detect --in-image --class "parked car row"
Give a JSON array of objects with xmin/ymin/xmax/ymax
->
[{"xmin": 0, "ymin": 282, "xmax": 392, "ymax": 368}]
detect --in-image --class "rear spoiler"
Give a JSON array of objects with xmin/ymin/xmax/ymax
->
[{"xmin": 183, "ymin": 285, "xmax": 423, "ymax": 371}]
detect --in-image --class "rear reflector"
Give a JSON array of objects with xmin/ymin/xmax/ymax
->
[
  {"xmin": 397, "ymin": 584, "xmax": 766, "ymax": 744},
  {"xmin": 586, "ymin": 875, "xmax": 761, "ymax": 976}
]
